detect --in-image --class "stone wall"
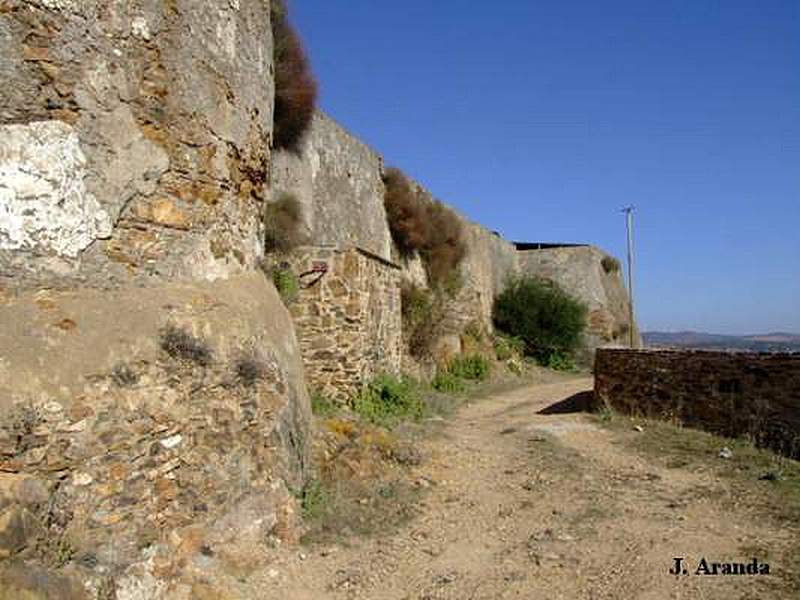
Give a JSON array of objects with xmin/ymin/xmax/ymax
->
[
  {"xmin": 0, "ymin": 272, "xmax": 312, "ymax": 597},
  {"xmin": 270, "ymin": 115, "xmax": 526, "ymax": 373},
  {"xmin": 271, "ymin": 112, "xmax": 392, "ymax": 261},
  {"xmin": 270, "ymin": 108, "xmax": 638, "ymax": 366},
  {"xmin": 518, "ymin": 245, "xmax": 639, "ymax": 361},
  {"xmin": 404, "ymin": 179, "xmax": 520, "ymax": 331},
  {"xmin": 1, "ymin": 0, "xmax": 274, "ymax": 290},
  {"xmin": 595, "ymin": 348, "xmax": 800, "ymax": 458},
  {"xmin": 0, "ymin": 3, "xmax": 323, "ymax": 596},
  {"xmin": 384, "ymin": 176, "xmax": 520, "ymax": 374},
  {"xmin": 0, "ymin": 3, "xmax": 644, "ymax": 592},
  {"xmin": 458, "ymin": 222, "xmax": 520, "ymax": 329},
  {"xmin": 283, "ymin": 245, "xmax": 402, "ymax": 403}
]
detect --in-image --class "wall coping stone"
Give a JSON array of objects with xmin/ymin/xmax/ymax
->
[{"xmin": 598, "ymin": 348, "xmax": 800, "ymax": 359}]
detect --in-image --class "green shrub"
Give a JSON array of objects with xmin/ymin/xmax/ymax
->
[
  {"xmin": 311, "ymin": 392, "xmax": 338, "ymax": 418},
  {"xmin": 299, "ymin": 477, "xmax": 328, "ymax": 520},
  {"xmin": 493, "ymin": 334, "xmax": 525, "ymax": 361},
  {"xmin": 263, "ymin": 192, "xmax": 305, "ymax": 253},
  {"xmin": 544, "ymin": 351, "xmax": 577, "ymax": 372},
  {"xmin": 448, "ymin": 354, "xmax": 491, "ymax": 381},
  {"xmin": 271, "ymin": 263, "xmax": 299, "ymax": 304},
  {"xmin": 601, "ymin": 255, "xmax": 621, "ymax": 274},
  {"xmin": 400, "ymin": 282, "xmax": 444, "ymax": 359},
  {"xmin": 352, "ymin": 374, "xmax": 424, "ymax": 427},
  {"xmin": 493, "ymin": 276, "xmax": 587, "ymax": 365},
  {"xmin": 271, "ymin": 0, "xmax": 317, "ymax": 152},
  {"xmin": 383, "ymin": 168, "xmax": 465, "ymax": 291},
  {"xmin": 431, "ymin": 371, "xmax": 467, "ymax": 394}
]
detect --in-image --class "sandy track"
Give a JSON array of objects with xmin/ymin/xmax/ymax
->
[{"xmin": 258, "ymin": 377, "xmax": 794, "ymax": 599}]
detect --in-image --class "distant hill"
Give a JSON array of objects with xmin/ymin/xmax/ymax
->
[{"xmin": 643, "ymin": 331, "xmax": 800, "ymax": 353}]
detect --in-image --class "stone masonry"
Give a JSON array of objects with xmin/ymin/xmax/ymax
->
[
  {"xmin": 285, "ymin": 245, "xmax": 402, "ymax": 404},
  {"xmin": 272, "ymin": 117, "xmax": 634, "ymax": 367},
  {"xmin": 595, "ymin": 348, "xmax": 800, "ymax": 458},
  {"xmin": 0, "ymin": 2, "xmax": 319, "ymax": 597},
  {"xmin": 0, "ymin": 272, "xmax": 312, "ymax": 597},
  {"xmin": 0, "ymin": 1, "xmax": 641, "ymax": 593},
  {"xmin": 1, "ymin": 0, "xmax": 274, "ymax": 290}
]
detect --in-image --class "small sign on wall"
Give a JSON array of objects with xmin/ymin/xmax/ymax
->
[{"xmin": 300, "ymin": 261, "xmax": 329, "ymax": 287}]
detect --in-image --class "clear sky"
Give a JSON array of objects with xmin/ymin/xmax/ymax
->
[{"xmin": 290, "ymin": 0, "xmax": 799, "ymax": 335}]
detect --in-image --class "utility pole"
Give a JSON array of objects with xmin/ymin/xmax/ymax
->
[{"xmin": 621, "ymin": 206, "xmax": 637, "ymax": 348}]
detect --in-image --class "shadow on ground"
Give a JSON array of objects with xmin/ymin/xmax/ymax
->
[{"xmin": 537, "ymin": 390, "xmax": 595, "ymax": 415}]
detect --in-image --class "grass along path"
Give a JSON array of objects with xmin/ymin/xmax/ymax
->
[{"xmin": 255, "ymin": 376, "xmax": 799, "ymax": 599}]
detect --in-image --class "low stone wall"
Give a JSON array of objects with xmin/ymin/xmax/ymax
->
[
  {"xmin": 286, "ymin": 246, "xmax": 402, "ymax": 403},
  {"xmin": 595, "ymin": 348, "xmax": 800, "ymax": 458}
]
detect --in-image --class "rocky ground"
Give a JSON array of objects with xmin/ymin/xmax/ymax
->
[{"xmin": 254, "ymin": 375, "xmax": 799, "ymax": 599}]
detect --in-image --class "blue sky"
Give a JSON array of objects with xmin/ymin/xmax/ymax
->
[{"xmin": 291, "ymin": 0, "xmax": 799, "ymax": 335}]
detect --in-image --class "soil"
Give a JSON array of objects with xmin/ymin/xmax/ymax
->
[{"xmin": 254, "ymin": 376, "xmax": 798, "ymax": 599}]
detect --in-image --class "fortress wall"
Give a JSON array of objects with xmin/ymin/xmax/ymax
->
[
  {"xmin": 283, "ymin": 246, "xmax": 402, "ymax": 404},
  {"xmin": 519, "ymin": 246, "xmax": 640, "ymax": 362},
  {"xmin": 0, "ymin": 4, "xmax": 317, "ymax": 595},
  {"xmin": 1, "ymin": 0, "xmax": 275, "ymax": 290},
  {"xmin": 271, "ymin": 113, "xmax": 392, "ymax": 261}
]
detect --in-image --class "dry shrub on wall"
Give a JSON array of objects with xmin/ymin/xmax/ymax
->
[
  {"xmin": 601, "ymin": 255, "xmax": 621, "ymax": 274},
  {"xmin": 263, "ymin": 192, "xmax": 306, "ymax": 253},
  {"xmin": 420, "ymin": 200, "xmax": 466, "ymax": 290},
  {"xmin": 382, "ymin": 168, "xmax": 428, "ymax": 256},
  {"xmin": 272, "ymin": 0, "xmax": 318, "ymax": 152},
  {"xmin": 383, "ymin": 168, "xmax": 466, "ymax": 290}
]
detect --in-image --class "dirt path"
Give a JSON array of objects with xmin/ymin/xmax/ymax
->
[{"xmin": 258, "ymin": 377, "xmax": 795, "ymax": 599}]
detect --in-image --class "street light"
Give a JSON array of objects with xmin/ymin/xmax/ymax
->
[{"xmin": 621, "ymin": 206, "xmax": 636, "ymax": 348}]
